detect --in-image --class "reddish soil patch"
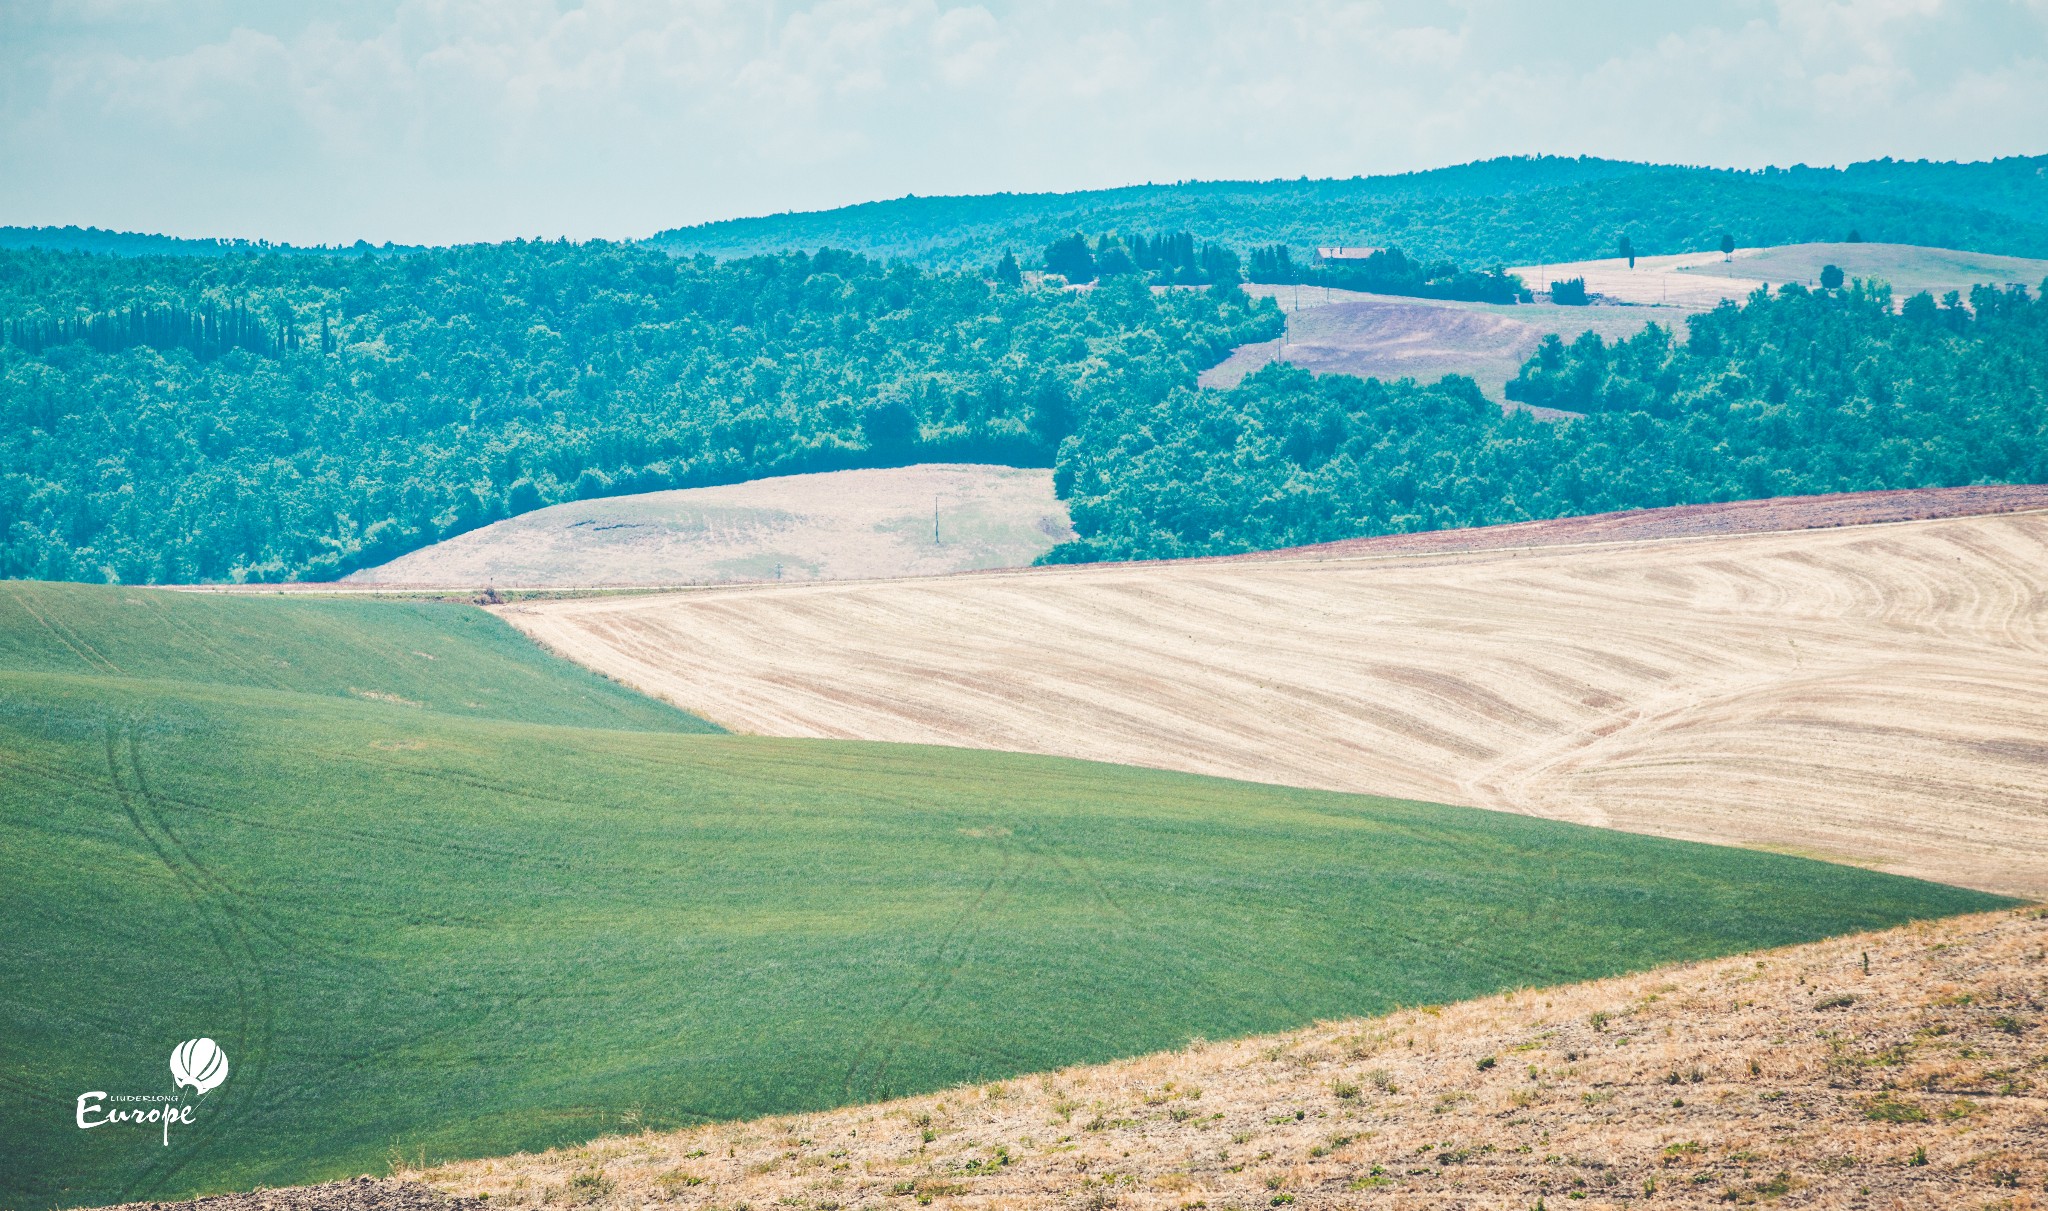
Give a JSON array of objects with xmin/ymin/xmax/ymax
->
[{"xmin": 1208, "ymin": 483, "xmax": 2048, "ymax": 564}]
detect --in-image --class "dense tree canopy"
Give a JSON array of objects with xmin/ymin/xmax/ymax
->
[
  {"xmin": 6, "ymin": 231, "xmax": 2044, "ymax": 584},
  {"xmin": 1247, "ymin": 244, "xmax": 1525, "ymax": 303},
  {"xmin": 1045, "ymin": 280, "xmax": 2048, "ymax": 562},
  {"xmin": 649, "ymin": 156, "xmax": 2048, "ymax": 270},
  {"xmin": 0, "ymin": 243, "xmax": 1276, "ymax": 582},
  {"xmin": 1039, "ymin": 231, "xmax": 1240, "ymax": 287}
]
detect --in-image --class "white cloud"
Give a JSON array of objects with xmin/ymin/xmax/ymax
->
[{"xmin": 0, "ymin": 0, "xmax": 2040, "ymax": 244}]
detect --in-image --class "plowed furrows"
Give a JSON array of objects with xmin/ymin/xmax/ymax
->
[{"xmin": 502, "ymin": 512, "xmax": 2048, "ymax": 897}]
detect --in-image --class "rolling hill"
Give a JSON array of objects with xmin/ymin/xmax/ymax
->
[
  {"xmin": 345, "ymin": 465, "xmax": 1070, "ymax": 588},
  {"xmin": 646, "ymin": 155, "xmax": 2048, "ymax": 269},
  {"xmin": 1209, "ymin": 242, "xmax": 2048, "ymax": 403},
  {"xmin": 1513, "ymin": 242, "xmax": 2048, "ymax": 309},
  {"xmin": 0, "ymin": 581, "xmax": 2005, "ymax": 1209},
  {"xmin": 1202, "ymin": 285, "xmax": 1666, "ymax": 402},
  {"xmin": 403, "ymin": 906, "xmax": 2048, "ymax": 1211},
  {"xmin": 499, "ymin": 496, "xmax": 2048, "ymax": 899}
]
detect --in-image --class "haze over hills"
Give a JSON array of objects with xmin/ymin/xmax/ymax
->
[{"xmin": 5, "ymin": 154, "xmax": 2046, "ymax": 267}]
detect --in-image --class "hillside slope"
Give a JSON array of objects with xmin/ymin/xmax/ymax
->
[
  {"xmin": 647, "ymin": 156, "xmax": 2048, "ymax": 268},
  {"xmin": 501, "ymin": 501, "xmax": 2048, "ymax": 897},
  {"xmin": 406, "ymin": 907, "xmax": 2048, "ymax": 1211},
  {"xmin": 1512, "ymin": 242, "xmax": 2048, "ymax": 309},
  {"xmin": 0, "ymin": 580, "xmax": 712, "ymax": 731},
  {"xmin": 345, "ymin": 465, "xmax": 1069, "ymax": 587},
  {"xmin": 1202, "ymin": 286, "xmax": 1663, "ymax": 399},
  {"xmin": 8, "ymin": 584, "xmax": 1987, "ymax": 1209}
]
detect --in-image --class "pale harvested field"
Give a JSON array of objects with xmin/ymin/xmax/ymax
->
[
  {"xmin": 400, "ymin": 907, "xmax": 2048, "ymax": 1211},
  {"xmin": 1513, "ymin": 242, "xmax": 2048, "ymax": 310},
  {"xmin": 1508, "ymin": 250, "xmax": 1768, "ymax": 310},
  {"xmin": 500, "ymin": 508, "xmax": 2048, "ymax": 898},
  {"xmin": 345, "ymin": 464, "xmax": 1069, "ymax": 588},
  {"xmin": 1682, "ymin": 242, "xmax": 2048, "ymax": 300},
  {"xmin": 1204, "ymin": 288, "xmax": 1657, "ymax": 402}
]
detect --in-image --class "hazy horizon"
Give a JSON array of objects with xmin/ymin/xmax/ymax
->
[{"xmin": 4, "ymin": 1, "xmax": 2045, "ymax": 246}]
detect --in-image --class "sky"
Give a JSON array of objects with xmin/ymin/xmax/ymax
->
[{"xmin": 2, "ymin": 0, "xmax": 2044, "ymax": 246}]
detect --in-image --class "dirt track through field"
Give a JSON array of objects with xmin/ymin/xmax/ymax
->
[{"xmin": 500, "ymin": 507, "xmax": 2048, "ymax": 898}]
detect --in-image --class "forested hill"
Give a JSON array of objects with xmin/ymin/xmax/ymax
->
[
  {"xmin": 0, "ymin": 243, "xmax": 1275, "ymax": 583},
  {"xmin": 648, "ymin": 155, "xmax": 2048, "ymax": 269},
  {"xmin": 0, "ymin": 226, "xmax": 424, "ymax": 259},
  {"xmin": 1047, "ymin": 280, "xmax": 2048, "ymax": 563}
]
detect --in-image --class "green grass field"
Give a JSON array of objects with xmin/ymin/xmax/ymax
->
[{"xmin": 0, "ymin": 583, "xmax": 2012, "ymax": 1209}]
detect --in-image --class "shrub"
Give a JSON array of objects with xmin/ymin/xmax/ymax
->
[{"xmin": 1863, "ymin": 1093, "xmax": 1929, "ymax": 1123}]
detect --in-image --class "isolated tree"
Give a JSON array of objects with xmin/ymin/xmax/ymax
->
[
  {"xmin": 1550, "ymin": 277, "xmax": 1589, "ymax": 305},
  {"xmin": 1820, "ymin": 264, "xmax": 1845, "ymax": 291},
  {"xmin": 1043, "ymin": 233, "xmax": 1096, "ymax": 284},
  {"xmin": 994, "ymin": 251, "xmax": 1022, "ymax": 287},
  {"xmin": 1846, "ymin": 229, "xmax": 1864, "ymax": 243},
  {"xmin": 1619, "ymin": 235, "xmax": 1635, "ymax": 268},
  {"xmin": 1720, "ymin": 232, "xmax": 1735, "ymax": 258}
]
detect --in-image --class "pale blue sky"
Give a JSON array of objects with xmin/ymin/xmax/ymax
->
[{"xmin": 3, "ymin": 0, "xmax": 2043, "ymax": 245}]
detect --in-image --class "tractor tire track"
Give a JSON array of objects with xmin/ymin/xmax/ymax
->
[
  {"xmin": 840, "ymin": 845, "xmax": 1025, "ymax": 1103},
  {"xmin": 101, "ymin": 720, "xmax": 277, "ymax": 1205}
]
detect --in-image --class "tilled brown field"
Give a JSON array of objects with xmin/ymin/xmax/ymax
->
[
  {"xmin": 383, "ymin": 908, "xmax": 2047, "ymax": 1211},
  {"xmin": 499, "ymin": 501, "xmax": 2048, "ymax": 898},
  {"xmin": 1200, "ymin": 485, "xmax": 2048, "ymax": 564},
  {"xmin": 1198, "ymin": 289, "xmax": 1658, "ymax": 400}
]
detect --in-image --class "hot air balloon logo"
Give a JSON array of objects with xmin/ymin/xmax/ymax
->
[{"xmin": 170, "ymin": 1038, "xmax": 228, "ymax": 1096}]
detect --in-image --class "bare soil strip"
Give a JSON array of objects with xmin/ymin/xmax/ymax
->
[
  {"xmin": 1199, "ymin": 483, "xmax": 2048, "ymax": 564},
  {"xmin": 176, "ymin": 907, "xmax": 2037, "ymax": 1211},
  {"xmin": 500, "ymin": 494, "xmax": 2048, "ymax": 898}
]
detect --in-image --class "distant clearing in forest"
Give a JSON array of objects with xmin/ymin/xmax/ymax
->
[
  {"xmin": 345, "ymin": 465, "xmax": 1069, "ymax": 588},
  {"xmin": 1203, "ymin": 285, "xmax": 1661, "ymax": 402},
  {"xmin": 1204, "ymin": 244, "xmax": 2048, "ymax": 401},
  {"xmin": 1513, "ymin": 242, "xmax": 2048, "ymax": 310}
]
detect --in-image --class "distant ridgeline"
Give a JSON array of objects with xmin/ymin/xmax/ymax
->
[
  {"xmin": 0, "ymin": 242, "xmax": 1275, "ymax": 583},
  {"xmin": 1045, "ymin": 280, "xmax": 2048, "ymax": 563},
  {"xmin": 647, "ymin": 155, "xmax": 2048, "ymax": 270},
  {"xmin": 0, "ymin": 225, "xmax": 426, "ymax": 258}
]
